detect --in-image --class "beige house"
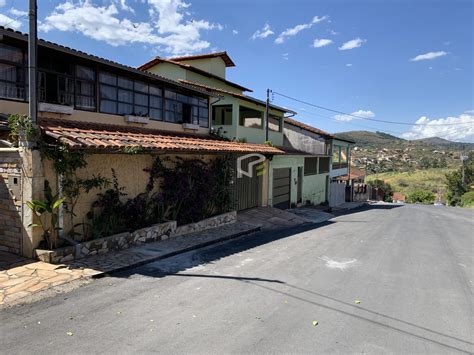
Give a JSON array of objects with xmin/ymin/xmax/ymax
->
[{"xmin": 0, "ymin": 27, "xmax": 282, "ymax": 257}]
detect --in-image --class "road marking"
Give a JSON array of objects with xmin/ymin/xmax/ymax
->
[{"xmin": 319, "ymin": 256, "xmax": 357, "ymax": 270}]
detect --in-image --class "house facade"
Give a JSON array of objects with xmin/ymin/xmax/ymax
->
[{"xmin": 0, "ymin": 27, "xmax": 282, "ymax": 257}]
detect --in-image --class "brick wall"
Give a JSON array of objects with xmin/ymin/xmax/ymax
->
[{"xmin": 0, "ymin": 150, "xmax": 22, "ymax": 254}]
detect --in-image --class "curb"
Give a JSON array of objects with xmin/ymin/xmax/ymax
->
[{"xmin": 92, "ymin": 225, "xmax": 262, "ymax": 278}]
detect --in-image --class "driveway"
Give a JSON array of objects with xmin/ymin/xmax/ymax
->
[{"xmin": 0, "ymin": 204, "xmax": 473, "ymax": 354}]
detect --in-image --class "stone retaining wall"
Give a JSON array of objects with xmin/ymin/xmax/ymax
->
[
  {"xmin": 36, "ymin": 211, "xmax": 236, "ymax": 263},
  {"xmin": 0, "ymin": 150, "xmax": 22, "ymax": 255}
]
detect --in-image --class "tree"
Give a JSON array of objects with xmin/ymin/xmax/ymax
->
[
  {"xmin": 445, "ymin": 152, "xmax": 473, "ymax": 206},
  {"xmin": 408, "ymin": 190, "xmax": 435, "ymax": 204},
  {"xmin": 368, "ymin": 179, "xmax": 393, "ymax": 202}
]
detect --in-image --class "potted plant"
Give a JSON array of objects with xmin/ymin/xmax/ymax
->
[{"xmin": 7, "ymin": 114, "xmax": 37, "ymax": 148}]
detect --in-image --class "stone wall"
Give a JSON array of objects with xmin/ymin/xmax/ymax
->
[
  {"xmin": 36, "ymin": 211, "xmax": 236, "ymax": 264},
  {"xmin": 0, "ymin": 149, "xmax": 22, "ymax": 255}
]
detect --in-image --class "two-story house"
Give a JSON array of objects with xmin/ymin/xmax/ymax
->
[
  {"xmin": 0, "ymin": 27, "xmax": 282, "ymax": 257},
  {"xmin": 138, "ymin": 52, "xmax": 307, "ymax": 211}
]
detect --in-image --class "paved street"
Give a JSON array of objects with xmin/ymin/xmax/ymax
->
[{"xmin": 1, "ymin": 204, "xmax": 473, "ymax": 354}]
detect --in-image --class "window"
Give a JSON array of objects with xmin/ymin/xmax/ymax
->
[
  {"xmin": 149, "ymin": 85, "xmax": 162, "ymax": 120},
  {"xmin": 340, "ymin": 146, "xmax": 348, "ymax": 168},
  {"xmin": 318, "ymin": 157, "xmax": 330, "ymax": 174},
  {"xmin": 38, "ymin": 72, "xmax": 74, "ymax": 105},
  {"xmin": 0, "ymin": 44, "xmax": 26, "ymax": 100},
  {"xmin": 75, "ymin": 65, "xmax": 96, "ymax": 110},
  {"xmin": 164, "ymin": 89, "xmax": 209, "ymax": 126},
  {"xmin": 212, "ymin": 105, "xmax": 232, "ymax": 125},
  {"xmin": 268, "ymin": 115, "xmax": 281, "ymax": 132},
  {"xmin": 304, "ymin": 157, "xmax": 318, "ymax": 176},
  {"xmin": 239, "ymin": 107, "xmax": 262, "ymax": 128}
]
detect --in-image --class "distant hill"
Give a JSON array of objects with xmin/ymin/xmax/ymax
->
[{"xmin": 334, "ymin": 131, "xmax": 473, "ymax": 174}]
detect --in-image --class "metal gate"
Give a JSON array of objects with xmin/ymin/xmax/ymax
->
[
  {"xmin": 273, "ymin": 168, "xmax": 291, "ymax": 209},
  {"xmin": 329, "ymin": 181, "xmax": 345, "ymax": 207},
  {"xmin": 234, "ymin": 156, "xmax": 262, "ymax": 211}
]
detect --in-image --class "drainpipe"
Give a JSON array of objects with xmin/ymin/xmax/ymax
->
[{"xmin": 57, "ymin": 173, "xmax": 64, "ymax": 239}]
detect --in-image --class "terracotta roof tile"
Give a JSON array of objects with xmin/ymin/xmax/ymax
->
[{"xmin": 39, "ymin": 118, "xmax": 284, "ymax": 155}]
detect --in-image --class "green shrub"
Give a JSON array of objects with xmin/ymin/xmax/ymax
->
[
  {"xmin": 460, "ymin": 191, "xmax": 474, "ymax": 207},
  {"xmin": 408, "ymin": 190, "xmax": 435, "ymax": 204}
]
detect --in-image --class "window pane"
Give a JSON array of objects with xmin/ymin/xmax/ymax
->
[
  {"xmin": 75, "ymin": 80, "xmax": 94, "ymax": 95},
  {"xmin": 0, "ymin": 82, "xmax": 25, "ymax": 100},
  {"xmin": 318, "ymin": 158, "xmax": 330, "ymax": 174},
  {"xmin": 135, "ymin": 92, "xmax": 148, "ymax": 106},
  {"xmin": 165, "ymin": 90, "xmax": 176, "ymax": 99},
  {"xmin": 149, "ymin": 85, "xmax": 162, "ymax": 96},
  {"xmin": 118, "ymin": 89, "xmax": 133, "ymax": 103},
  {"xmin": 199, "ymin": 107, "xmax": 208, "ymax": 118},
  {"xmin": 332, "ymin": 146, "xmax": 341, "ymax": 163},
  {"xmin": 118, "ymin": 103, "xmax": 133, "ymax": 115},
  {"xmin": 150, "ymin": 108, "xmax": 162, "ymax": 121},
  {"xmin": 165, "ymin": 111, "xmax": 176, "ymax": 122},
  {"xmin": 100, "ymin": 84, "xmax": 116, "ymax": 100},
  {"xmin": 134, "ymin": 105, "xmax": 148, "ymax": 116},
  {"xmin": 304, "ymin": 158, "xmax": 318, "ymax": 176},
  {"xmin": 99, "ymin": 72, "xmax": 116, "ymax": 85},
  {"xmin": 76, "ymin": 65, "xmax": 95, "ymax": 80},
  {"xmin": 199, "ymin": 98, "xmax": 208, "ymax": 107},
  {"xmin": 134, "ymin": 81, "xmax": 148, "ymax": 93},
  {"xmin": 165, "ymin": 100, "xmax": 175, "ymax": 111},
  {"xmin": 76, "ymin": 95, "xmax": 96, "ymax": 110},
  {"xmin": 0, "ymin": 63, "xmax": 19, "ymax": 82},
  {"xmin": 177, "ymin": 93, "xmax": 190, "ymax": 104},
  {"xmin": 150, "ymin": 95, "xmax": 162, "ymax": 108},
  {"xmin": 118, "ymin": 76, "xmax": 133, "ymax": 89},
  {"xmin": 0, "ymin": 44, "xmax": 23, "ymax": 63},
  {"xmin": 100, "ymin": 100, "xmax": 116, "ymax": 114}
]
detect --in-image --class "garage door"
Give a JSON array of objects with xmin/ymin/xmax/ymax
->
[{"xmin": 273, "ymin": 168, "xmax": 291, "ymax": 209}]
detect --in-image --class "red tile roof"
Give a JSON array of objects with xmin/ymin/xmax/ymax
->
[
  {"xmin": 178, "ymin": 80, "xmax": 296, "ymax": 114},
  {"xmin": 168, "ymin": 52, "xmax": 236, "ymax": 67},
  {"xmin": 284, "ymin": 118, "xmax": 334, "ymax": 138},
  {"xmin": 39, "ymin": 118, "xmax": 284, "ymax": 154}
]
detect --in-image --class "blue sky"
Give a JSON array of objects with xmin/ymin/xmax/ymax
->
[{"xmin": 1, "ymin": 0, "xmax": 473, "ymax": 141}]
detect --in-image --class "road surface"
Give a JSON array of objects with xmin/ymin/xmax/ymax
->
[{"xmin": 1, "ymin": 204, "xmax": 473, "ymax": 354}]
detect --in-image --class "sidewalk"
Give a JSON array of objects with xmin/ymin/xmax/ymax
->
[{"xmin": 0, "ymin": 222, "xmax": 259, "ymax": 308}]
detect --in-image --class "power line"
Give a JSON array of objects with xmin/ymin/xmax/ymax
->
[
  {"xmin": 273, "ymin": 91, "xmax": 474, "ymax": 127},
  {"xmin": 0, "ymin": 14, "xmax": 26, "ymax": 28}
]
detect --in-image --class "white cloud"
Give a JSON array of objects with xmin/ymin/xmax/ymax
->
[
  {"xmin": 334, "ymin": 110, "xmax": 375, "ymax": 122},
  {"xmin": 39, "ymin": 0, "xmax": 223, "ymax": 55},
  {"xmin": 275, "ymin": 15, "xmax": 328, "ymax": 44},
  {"xmin": 0, "ymin": 13, "xmax": 22, "ymax": 30},
  {"xmin": 346, "ymin": 63, "xmax": 352, "ymax": 67},
  {"xmin": 232, "ymin": 29, "xmax": 238, "ymax": 35},
  {"xmin": 339, "ymin": 38, "xmax": 366, "ymax": 50},
  {"xmin": 282, "ymin": 52, "xmax": 289, "ymax": 60},
  {"xmin": 115, "ymin": 0, "xmax": 135, "ymax": 13},
  {"xmin": 328, "ymin": 29, "xmax": 340, "ymax": 35},
  {"xmin": 410, "ymin": 51, "xmax": 447, "ymax": 62},
  {"xmin": 312, "ymin": 38, "xmax": 332, "ymax": 48},
  {"xmin": 401, "ymin": 114, "xmax": 474, "ymax": 142},
  {"xmin": 9, "ymin": 8, "xmax": 28, "ymax": 17},
  {"xmin": 251, "ymin": 23, "xmax": 274, "ymax": 40}
]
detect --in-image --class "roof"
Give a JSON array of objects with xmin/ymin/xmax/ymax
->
[
  {"xmin": 392, "ymin": 192, "xmax": 406, "ymax": 201},
  {"xmin": 278, "ymin": 146, "xmax": 330, "ymax": 156},
  {"xmin": 337, "ymin": 167, "xmax": 366, "ymax": 181},
  {"xmin": 138, "ymin": 57, "xmax": 251, "ymax": 92},
  {"xmin": 168, "ymin": 52, "xmax": 236, "ymax": 67},
  {"xmin": 178, "ymin": 80, "xmax": 297, "ymax": 114},
  {"xmin": 333, "ymin": 136, "xmax": 356, "ymax": 144},
  {"xmin": 284, "ymin": 118, "xmax": 334, "ymax": 138},
  {"xmin": 0, "ymin": 26, "xmax": 212, "ymax": 98},
  {"xmin": 39, "ymin": 118, "xmax": 284, "ymax": 155}
]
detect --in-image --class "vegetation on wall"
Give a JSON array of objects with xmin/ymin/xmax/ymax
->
[
  {"xmin": 367, "ymin": 179, "xmax": 393, "ymax": 202},
  {"xmin": 41, "ymin": 143, "xmax": 109, "ymax": 239},
  {"xmin": 89, "ymin": 155, "xmax": 235, "ymax": 239},
  {"xmin": 26, "ymin": 181, "xmax": 65, "ymax": 250},
  {"xmin": 7, "ymin": 114, "xmax": 38, "ymax": 144}
]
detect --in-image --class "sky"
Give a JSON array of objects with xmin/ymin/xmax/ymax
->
[{"xmin": 1, "ymin": 0, "xmax": 473, "ymax": 142}]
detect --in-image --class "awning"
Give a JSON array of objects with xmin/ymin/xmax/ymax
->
[{"xmin": 39, "ymin": 118, "xmax": 284, "ymax": 155}]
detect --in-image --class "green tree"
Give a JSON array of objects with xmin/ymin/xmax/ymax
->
[
  {"xmin": 368, "ymin": 179, "xmax": 393, "ymax": 202},
  {"xmin": 445, "ymin": 152, "xmax": 473, "ymax": 206},
  {"xmin": 408, "ymin": 190, "xmax": 435, "ymax": 204}
]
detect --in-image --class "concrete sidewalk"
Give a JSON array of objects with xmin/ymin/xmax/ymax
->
[{"xmin": 0, "ymin": 222, "xmax": 258, "ymax": 308}]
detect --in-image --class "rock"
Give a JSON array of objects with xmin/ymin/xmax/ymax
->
[{"xmin": 60, "ymin": 254, "xmax": 74, "ymax": 262}]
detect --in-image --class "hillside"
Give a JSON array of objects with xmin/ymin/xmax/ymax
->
[{"xmin": 335, "ymin": 131, "xmax": 473, "ymax": 174}]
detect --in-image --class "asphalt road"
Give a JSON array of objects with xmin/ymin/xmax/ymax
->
[{"xmin": 1, "ymin": 204, "xmax": 473, "ymax": 354}]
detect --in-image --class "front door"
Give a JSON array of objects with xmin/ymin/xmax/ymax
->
[{"xmin": 273, "ymin": 168, "xmax": 291, "ymax": 209}]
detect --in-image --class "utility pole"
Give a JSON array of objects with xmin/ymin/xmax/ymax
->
[
  {"xmin": 28, "ymin": 0, "xmax": 38, "ymax": 124},
  {"xmin": 460, "ymin": 152, "xmax": 468, "ymax": 187},
  {"xmin": 265, "ymin": 89, "xmax": 271, "ymax": 142}
]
